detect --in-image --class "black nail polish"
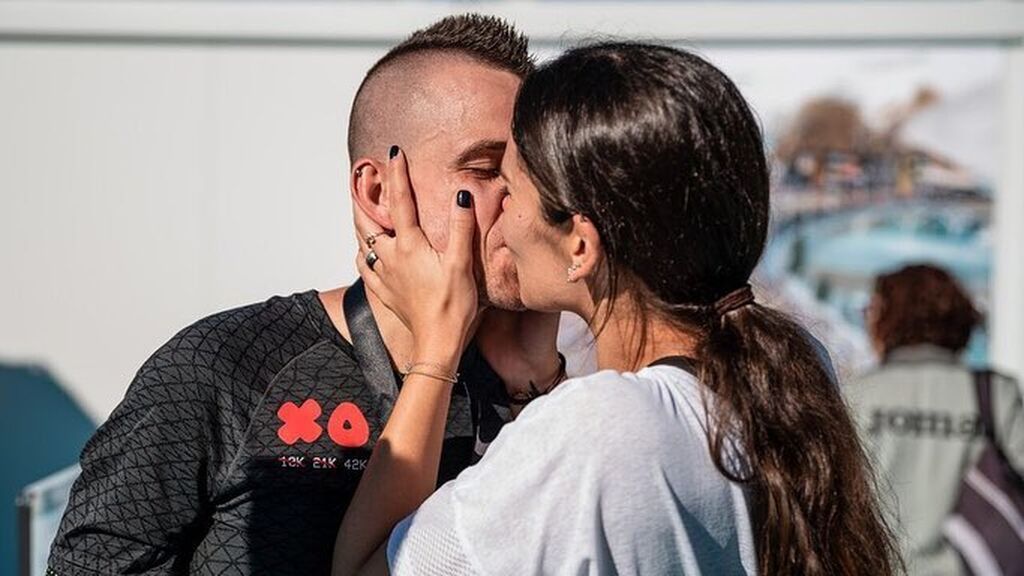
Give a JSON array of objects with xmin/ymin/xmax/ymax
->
[
  {"xmin": 389, "ymin": 145, "xmax": 399, "ymax": 159},
  {"xmin": 457, "ymin": 190, "xmax": 472, "ymax": 208}
]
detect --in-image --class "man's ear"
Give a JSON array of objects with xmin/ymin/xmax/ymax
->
[
  {"xmin": 566, "ymin": 214, "xmax": 603, "ymax": 283},
  {"xmin": 349, "ymin": 158, "xmax": 393, "ymax": 230}
]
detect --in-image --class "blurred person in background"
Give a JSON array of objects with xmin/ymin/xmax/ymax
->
[
  {"xmin": 46, "ymin": 14, "xmax": 569, "ymax": 576},
  {"xmin": 847, "ymin": 263, "xmax": 1024, "ymax": 574}
]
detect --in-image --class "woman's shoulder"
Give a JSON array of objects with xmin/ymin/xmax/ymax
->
[
  {"xmin": 509, "ymin": 365, "xmax": 707, "ymax": 456},
  {"xmin": 535, "ymin": 365, "xmax": 698, "ymax": 414}
]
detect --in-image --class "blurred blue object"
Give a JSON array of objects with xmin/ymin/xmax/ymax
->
[
  {"xmin": 18, "ymin": 466, "xmax": 80, "ymax": 576},
  {"xmin": 0, "ymin": 364, "xmax": 94, "ymax": 576}
]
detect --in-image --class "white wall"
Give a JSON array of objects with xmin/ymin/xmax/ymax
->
[
  {"xmin": 993, "ymin": 43, "xmax": 1024, "ymax": 380},
  {"xmin": 2, "ymin": 1, "xmax": 1023, "ymax": 420},
  {"xmin": 1, "ymin": 43, "xmax": 381, "ymax": 419}
]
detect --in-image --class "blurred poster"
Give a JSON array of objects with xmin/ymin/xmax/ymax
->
[{"xmin": 706, "ymin": 46, "xmax": 1001, "ymax": 379}]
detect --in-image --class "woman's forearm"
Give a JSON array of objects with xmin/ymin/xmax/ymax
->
[{"xmin": 331, "ymin": 346, "xmax": 461, "ymax": 576}]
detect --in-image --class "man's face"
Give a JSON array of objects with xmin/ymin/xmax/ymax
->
[{"xmin": 403, "ymin": 59, "xmax": 523, "ymax": 310}]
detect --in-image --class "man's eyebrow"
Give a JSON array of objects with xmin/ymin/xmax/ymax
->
[{"xmin": 451, "ymin": 139, "xmax": 507, "ymax": 168}]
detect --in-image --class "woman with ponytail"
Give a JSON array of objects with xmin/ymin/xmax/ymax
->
[{"xmin": 334, "ymin": 42, "xmax": 900, "ymax": 575}]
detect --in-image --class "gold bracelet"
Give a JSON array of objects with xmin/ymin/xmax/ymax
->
[
  {"xmin": 402, "ymin": 361, "xmax": 456, "ymax": 374},
  {"xmin": 401, "ymin": 369, "xmax": 459, "ymax": 385}
]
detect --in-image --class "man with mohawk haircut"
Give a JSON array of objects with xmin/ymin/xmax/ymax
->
[{"xmin": 48, "ymin": 14, "xmax": 570, "ymax": 576}]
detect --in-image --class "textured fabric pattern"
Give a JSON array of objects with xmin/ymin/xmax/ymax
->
[
  {"xmin": 389, "ymin": 365, "xmax": 757, "ymax": 576},
  {"xmin": 48, "ymin": 290, "xmax": 508, "ymax": 576},
  {"xmin": 388, "ymin": 490, "xmax": 478, "ymax": 575},
  {"xmin": 846, "ymin": 345, "xmax": 1024, "ymax": 575}
]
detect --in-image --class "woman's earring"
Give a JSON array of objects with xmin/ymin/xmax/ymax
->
[{"xmin": 567, "ymin": 263, "xmax": 582, "ymax": 283}]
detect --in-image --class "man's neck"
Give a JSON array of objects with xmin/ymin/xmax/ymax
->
[{"xmin": 318, "ymin": 285, "xmax": 417, "ymax": 370}]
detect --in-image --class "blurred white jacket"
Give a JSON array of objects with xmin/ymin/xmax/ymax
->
[{"xmin": 846, "ymin": 345, "xmax": 1024, "ymax": 575}]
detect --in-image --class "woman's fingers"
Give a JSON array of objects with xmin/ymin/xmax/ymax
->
[
  {"xmin": 445, "ymin": 190, "xmax": 477, "ymax": 271},
  {"xmin": 356, "ymin": 250, "xmax": 389, "ymax": 304},
  {"xmin": 359, "ymin": 234, "xmax": 397, "ymax": 288},
  {"xmin": 386, "ymin": 147, "xmax": 422, "ymax": 238},
  {"xmin": 351, "ymin": 190, "xmax": 399, "ymax": 277}
]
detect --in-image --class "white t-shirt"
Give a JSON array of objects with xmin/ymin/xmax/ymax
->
[{"xmin": 386, "ymin": 364, "xmax": 758, "ymax": 575}]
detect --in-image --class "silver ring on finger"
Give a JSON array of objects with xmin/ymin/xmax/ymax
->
[{"xmin": 365, "ymin": 249, "xmax": 380, "ymax": 270}]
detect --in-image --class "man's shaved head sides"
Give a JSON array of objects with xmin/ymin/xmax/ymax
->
[{"xmin": 347, "ymin": 13, "xmax": 534, "ymax": 163}]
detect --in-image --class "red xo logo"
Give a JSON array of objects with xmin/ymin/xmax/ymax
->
[{"xmin": 277, "ymin": 399, "xmax": 370, "ymax": 448}]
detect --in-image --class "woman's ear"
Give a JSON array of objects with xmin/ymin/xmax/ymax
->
[
  {"xmin": 349, "ymin": 158, "xmax": 393, "ymax": 230},
  {"xmin": 566, "ymin": 214, "xmax": 603, "ymax": 283}
]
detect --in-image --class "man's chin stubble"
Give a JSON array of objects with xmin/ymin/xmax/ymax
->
[{"xmin": 478, "ymin": 269, "xmax": 526, "ymax": 311}]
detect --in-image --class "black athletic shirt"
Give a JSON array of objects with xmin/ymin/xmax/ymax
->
[{"xmin": 48, "ymin": 290, "xmax": 511, "ymax": 575}]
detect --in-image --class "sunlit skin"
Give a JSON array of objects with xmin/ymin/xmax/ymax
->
[
  {"xmin": 352, "ymin": 57, "xmax": 522, "ymax": 311},
  {"xmin": 496, "ymin": 137, "xmax": 581, "ymax": 313},
  {"xmin": 320, "ymin": 58, "xmax": 559, "ymax": 389},
  {"xmin": 497, "ymin": 136, "xmax": 700, "ymax": 371}
]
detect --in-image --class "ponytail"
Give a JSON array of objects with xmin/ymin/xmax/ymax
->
[{"xmin": 701, "ymin": 300, "xmax": 901, "ymax": 575}]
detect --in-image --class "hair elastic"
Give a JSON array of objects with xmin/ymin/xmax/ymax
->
[{"xmin": 714, "ymin": 284, "xmax": 755, "ymax": 316}]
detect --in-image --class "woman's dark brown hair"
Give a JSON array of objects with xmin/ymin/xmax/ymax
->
[
  {"xmin": 513, "ymin": 42, "xmax": 901, "ymax": 575},
  {"xmin": 870, "ymin": 263, "xmax": 980, "ymax": 358}
]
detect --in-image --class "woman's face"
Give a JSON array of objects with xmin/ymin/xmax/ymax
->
[{"xmin": 496, "ymin": 137, "xmax": 584, "ymax": 313}]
